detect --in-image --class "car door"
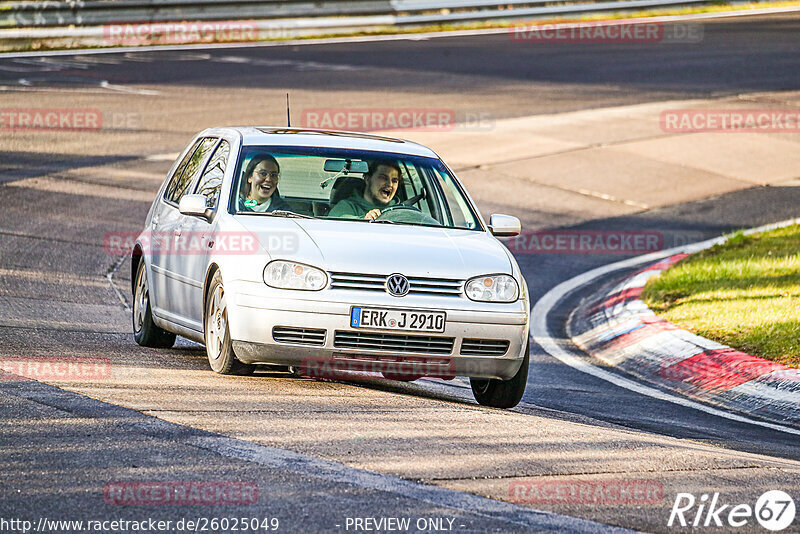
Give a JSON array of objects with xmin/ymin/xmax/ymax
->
[
  {"xmin": 175, "ymin": 139, "xmax": 231, "ymax": 326},
  {"xmin": 149, "ymin": 137, "xmax": 205, "ymax": 317},
  {"xmin": 157, "ymin": 136, "xmax": 219, "ymax": 330}
]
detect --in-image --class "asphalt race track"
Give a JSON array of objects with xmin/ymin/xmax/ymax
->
[{"xmin": 1, "ymin": 11, "xmax": 799, "ymax": 533}]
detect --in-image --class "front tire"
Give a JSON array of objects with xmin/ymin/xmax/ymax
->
[
  {"xmin": 132, "ymin": 260, "xmax": 176, "ymax": 348},
  {"xmin": 204, "ymin": 271, "xmax": 255, "ymax": 376},
  {"xmin": 470, "ymin": 340, "xmax": 529, "ymax": 409}
]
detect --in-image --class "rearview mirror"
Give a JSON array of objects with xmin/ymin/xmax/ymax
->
[
  {"xmin": 324, "ymin": 159, "xmax": 369, "ymax": 174},
  {"xmin": 179, "ymin": 194, "xmax": 213, "ymax": 221},
  {"xmin": 488, "ymin": 214, "xmax": 521, "ymax": 237}
]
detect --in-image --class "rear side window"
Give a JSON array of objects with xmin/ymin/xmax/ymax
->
[
  {"xmin": 165, "ymin": 137, "xmax": 217, "ymax": 204},
  {"xmin": 195, "ymin": 140, "xmax": 230, "ymax": 209}
]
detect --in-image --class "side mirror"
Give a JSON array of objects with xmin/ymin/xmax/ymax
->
[
  {"xmin": 488, "ymin": 214, "xmax": 521, "ymax": 237},
  {"xmin": 179, "ymin": 194, "xmax": 213, "ymax": 220}
]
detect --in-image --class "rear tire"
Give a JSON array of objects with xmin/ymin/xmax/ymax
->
[
  {"xmin": 470, "ymin": 340, "xmax": 529, "ymax": 408},
  {"xmin": 132, "ymin": 260, "xmax": 176, "ymax": 348},
  {"xmin": 204, "ymin": 271, "xmax": 255, "ymax": 376}
]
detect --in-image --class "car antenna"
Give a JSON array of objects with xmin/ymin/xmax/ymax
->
[{"xmin": 286, "ymin": 93, "xmax": 291, "ymax": 127}]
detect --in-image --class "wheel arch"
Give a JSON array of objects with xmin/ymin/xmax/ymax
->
[
  {"xmin": 203, "ymin": 263, "xmax": 221, "ymax": 316},
  {"xmin": 130, "ymin": 245, "xmax": 144, "ymax": 295}
]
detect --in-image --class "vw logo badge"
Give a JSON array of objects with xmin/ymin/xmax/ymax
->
[{"xmin": 386, "ymin": 274, "xmax": 410, "ymax": 297}]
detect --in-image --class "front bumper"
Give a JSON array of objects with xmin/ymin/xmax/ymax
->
[{"xmin": 226, "ymin": 281, "xmax": 529, "ymax": 380}]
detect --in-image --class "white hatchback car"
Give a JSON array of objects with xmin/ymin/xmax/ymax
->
[{"xmin": 132, "ymin": 127, "xmax": 530, "ymax": 408}]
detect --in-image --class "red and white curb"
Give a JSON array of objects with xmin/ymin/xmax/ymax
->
[{"xmin": 568, "ymin": 254, "xmax": 800, "ymax": 429}]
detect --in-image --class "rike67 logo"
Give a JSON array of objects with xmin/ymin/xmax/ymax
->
[{"xmin": 668, "ymin": 490, "xmax": 796, "ymax": 531}]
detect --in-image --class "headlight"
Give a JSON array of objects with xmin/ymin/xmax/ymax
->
[
  {"xmin": 263, "ymin": 261, "xmax": 327, "ymax": 291},
  {"xmin": 465, "ymin": 274, "xmax": 519, "ymax": 302}
]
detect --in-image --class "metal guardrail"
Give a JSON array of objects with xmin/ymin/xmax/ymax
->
[
  {"xmin": 1, "ymin": 0, "xmax": 716, "ymax": 28},
  {"xmin": 0, "ymin": 0, "xmax": 732, "ymax": 51}
]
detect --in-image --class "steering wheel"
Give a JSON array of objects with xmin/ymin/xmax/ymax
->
[
  {"xmin": 377, "ymin": 205, "xmax": 422, "ymax": 217},
  {"xmin": 375, "ymin": 204, "xmax": 441, "ymax": 226}
]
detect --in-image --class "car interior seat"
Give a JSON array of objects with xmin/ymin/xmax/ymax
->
[{"xmin": 330, "ymin": 176, "xmax": 365, "ymax": 205}]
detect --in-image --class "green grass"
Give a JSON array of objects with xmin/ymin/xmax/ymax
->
[{"xmin": 642, "ymin": 224, "xmax": 800, "ymax": 368}]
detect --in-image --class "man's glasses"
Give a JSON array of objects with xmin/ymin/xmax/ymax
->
[{"xmin": 255, "ymin": 170, "xmax": 280, "ymax": 179}]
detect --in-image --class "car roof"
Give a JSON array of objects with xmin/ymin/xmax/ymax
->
[{"xmin": 201, "ymin": 127, "xmax": 440, "ymax": 158}]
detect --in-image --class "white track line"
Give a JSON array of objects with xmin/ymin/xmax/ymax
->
[
  {"xmin": 1, "ymin": 6, "xmax": 800, "ymax": 59},
  {"xmin": 531, "ymin": 218, "xmax": 800, "ymax": 437}
]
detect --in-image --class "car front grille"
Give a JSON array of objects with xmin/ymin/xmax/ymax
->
[
  {"xmin": 328, "ymin": 272, "xmax": 462, "ymax": 297},
  {"xmin": 273, "ymin": 326, "xmax": 326, "ymax": 346},
  {"xmin": 333, "ymin": 330, "xmax": 454, "ymax": 355},
  {"xmin": 460, "ymin": 338, "xmax": 510, "ymax": 356}
]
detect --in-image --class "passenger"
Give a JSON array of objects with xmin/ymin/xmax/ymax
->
[
  {"xmin": 239, "ymin": 154, "xmax": 292, "ymax": 213},
  {"xmin": 328, "ymin": 159, "xmax": 401, "ymax": 220}
]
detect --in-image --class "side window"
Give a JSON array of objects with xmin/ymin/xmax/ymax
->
[
  {"xmin": 164, "ymin": 138, "xmax": 203, "ymax": 202},
  {"xmin": 195, "ymin": 140, "xmax": 230, "ymax": 209},
  {"xmin": 166, "ymin": 137, "xmax": 217, "ymax": 204},
  {"xmin": 432, "ymin": 168, "xmax": 475, "ymax": 229},
  {"xmin": 401, "ymin": 163, "xmax": 434, "ymax": 218}
]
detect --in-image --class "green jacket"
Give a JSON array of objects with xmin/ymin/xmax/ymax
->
[{"xmin": 328, "ymin": 194, "xmax": 397, "ymax": 219}]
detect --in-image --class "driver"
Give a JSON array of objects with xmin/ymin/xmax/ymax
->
[{"xmin": 328, "ymin": 159, "xmax": 401, "ymax": 220}]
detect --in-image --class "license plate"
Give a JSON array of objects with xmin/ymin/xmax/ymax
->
[{"xmin": 350, "ymin": 307, "xmax": 446, "ymax": 333}]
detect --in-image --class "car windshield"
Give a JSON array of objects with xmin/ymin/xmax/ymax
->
[{"xmin": 230, "ymin": 146, "xmax": 482, "ymax": 230}]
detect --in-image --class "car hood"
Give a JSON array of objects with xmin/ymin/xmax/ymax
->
[{"xmin": 234, "ymin": 216, "xmax": 512, "ymax": 279}]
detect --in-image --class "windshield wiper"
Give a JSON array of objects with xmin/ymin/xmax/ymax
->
[
  {"xmin": 264, "ymin": 210, "xmax": 315, "ymax": 219},
  {"xmin": 368, "ymin": 219, "xmax": 395, "ymax": 224}
]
